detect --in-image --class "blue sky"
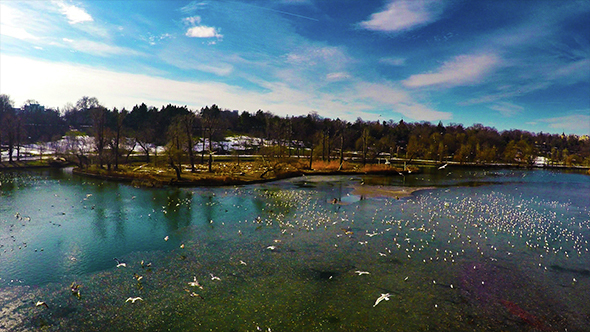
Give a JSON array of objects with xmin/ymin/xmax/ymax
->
[{"xmin": 1, "ymin": 0, "xmax": 589, "ymax": 135}]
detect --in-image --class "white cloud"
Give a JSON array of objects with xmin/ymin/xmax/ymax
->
[
  {"xmin": 55, "ymin": 1, "xmax": 93, "ymax": 24},
  {"xmin": 64, "ymin": 39, "xmax": 143, "ymax": 57},
  {"xmin": 549, "ymin": 58, "xmax": 590, "ymax": 83},
  {"xmin": 460, "ymin": 82, "xmax": 551, "ymax": 106},
  {"xmin": 183, "ymin": 16, "xmax": 202, "ymax": 25},
  {"xmin": 0, "ymin": 54, "xmax": 451, "ymax": 123},
  {"xmin": 355, "ymin": 82, "xmax": 452, "ymax": 121},
  {"xmin": 186, "ymin": 26, "xmax": 223, "ymax": 39},
  {"xmin": 326, "ymin": 72, "xmax": 351, "ymax": 81},
  {"xmin": 1, "ymin": 25, "xmax": 39, "ymax": 40},
  {"xmin": 538, "ymin": 113, "xmax": 590, "ymax": 134},
  {"xmin": 159, "ymin": 46, "xmax": 234, "ymax": 76},
  {"xmin": 396, "ymin": 103, "xmax": 452, "ymax": 121},
  {"xmin": 403, "ymin": 53, "xmax": 500, "ymax": 88},
  {"xmin": 360, "ymin": 0, "xmax": 444, "ymax": 33},
  {"xmin": 489, "ymin": 101, "xmax": 524, "ymax": 117},
  {"xmin": 0, "ymin": 4, "xmax": 39, "ymax": 40},
  {"xmin": 286, "ymin": 45, "xmax": 351, "ymax": 67},
  {"xmin": 180, "ymin": 1, "xmax": 209, "ymax": 14}
]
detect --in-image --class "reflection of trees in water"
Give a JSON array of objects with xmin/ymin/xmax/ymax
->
[{"xmin": 149, "ymin": 189, "xmax": 193, "ymax": 232}]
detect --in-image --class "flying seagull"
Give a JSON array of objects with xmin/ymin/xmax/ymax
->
[
  {"xmin": 35, "ymin": 301, "xmax": 49, "ymax": 308},
  {"xmin": 188, "ymin": 276, "xmax": 204, "ymax": 289},
  {"xmin": 125, "ymin": 297, "xmax": 143, "ymax": 303},
  {"xmin": 373, "ymin": 293, "xmax": 391, "ymax": 307},
  {"xmin": 114, "ymin": 258, "xmax": 126, "ymax": 268}
]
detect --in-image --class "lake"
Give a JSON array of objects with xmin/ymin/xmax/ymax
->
[{"xmin": 1, "ymin": 167, "xmax": 589, "ymax": 331}]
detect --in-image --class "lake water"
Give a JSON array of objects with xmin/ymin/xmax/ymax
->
[{"xmin": 1, "ymin": 167, "xmax": 589, "ymax": 331}]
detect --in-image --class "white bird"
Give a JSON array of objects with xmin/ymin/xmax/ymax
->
[
  {"xmin": 125, "ymin": 297, "xmax": 143, "ymax": 303},
  {"xmin": 210, "ymin": 273, "xmax": 221, "ymax": 281},
  {"xmin": 35, "ymin": 301, "xmax": 49, "ymax": 308},
  {"xmin": 266, "ymin": 245, "xmax": 277, "ymax": 250},
  {"xmin": 188, "ymin": 276, "xmax": 204, "ymax": 289},
  {"xmin": 373, "ymin": 293, "xmax": 390, "ymax": 307},
  {"xmin": 164, "ymin": 236, "xmax": 169, "ymax": 241},
  {"xmin": 438, "ymin": 164, "xmax": 448, "ymax": 170},
  {"xmin": 355, "ymin": 270, "xmax": 370, "ymax": 276},
  {"xmin": 114, "ymin": 258, "xmax": 126, "ymax": 268},
  {"xmin": 239, "ymin": 260, "xmax": 247, "ymax": 265}
]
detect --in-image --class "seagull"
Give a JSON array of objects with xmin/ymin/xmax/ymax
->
[
  {"xmin": 438, "ymin": 163, "xmax": 448, "ymax": 170},
  {"xmin": 133, "ymin": 273, "xmax": 143, "ymax": 282},
  {"xmin": 35, "ymin": 301, "xmax": 49, "ymax": 308},
  {"xmin": 185, "ymin": 288, "xmax": 205, "ymax": 299},
  {"xmin": 114, "ymin": 258, "xmax": 126, "ymax": 268},
  {"xmin": 140, "ymin": 260, "xmax": 152, "ymax": 268},
  {"xmin": 188, "ymin": 276, "xmax": 204, "ymax": 289},
  {"xmin": 266, "ymin": 245, "xmax": 277, "ymax": 250},
  {"xmin": 239, "ymin": 260, "xmax": 247, "ymax": 265},
  {"xmin": 373, "ymin": 293, "xmax": 391, "ymax": 307},
  {"xmin": 125, "ymin": 297, "xmax": 143, "ymax": 303},
  {"xmin": 210, "ymin": 273, "xmax": 221, "ymax": 281},
  {"xmin": 355, "ymin": 271, "xmax": 370, "ymax": 276},
  {"xmin": 70, "ymin": 282, "xmax": 81, "ymax": 298},
  {"xmin": 164, "ymin": 236, "xmax": 169, "ymax": 241}
]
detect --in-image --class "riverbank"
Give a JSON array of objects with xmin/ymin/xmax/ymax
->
[
  {"xmin": 0, "ymin": 158, "xmax": 72, "ymax": 169},
  {"xmin": 71, "ymin": 160, "xmax": 420, "ymax": 187}
]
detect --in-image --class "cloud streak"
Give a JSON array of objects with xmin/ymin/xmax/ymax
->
[
  {"xmin": 403, "ymin": 54, "xmax": 500, "ymax": 88},
  {"xmin": 538, "ymin": 113, "xmax": 590, "ymax": 134},
  {"xmin": 359, "ymin": 0, "xmax": 444, "ymax": 33},
  {"xmin": 489, "ymin": 101, "xmax": 524, "ymax": 117}
]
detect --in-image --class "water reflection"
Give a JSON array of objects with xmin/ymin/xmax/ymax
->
[{"xmin": 0, "ymin": 168, "xmax": 589, "ymax": 331}]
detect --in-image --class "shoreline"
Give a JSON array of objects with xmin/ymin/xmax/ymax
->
[{"xmin": 71, "ymin": 164, "xmax": 420, "ymax": 187}]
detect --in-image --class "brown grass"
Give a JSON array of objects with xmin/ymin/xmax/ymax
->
[
  {"xmin": 360, "ymin": 164, "xmax": 397, "ymax": 173},
  {"xmin": 311, "ymin": 160, "xmax": 350, "ymax": 171}
]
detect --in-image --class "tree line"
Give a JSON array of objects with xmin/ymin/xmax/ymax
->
[{"xmin": 1, "ymin": 94, "xmax": 589, "ymax": 170}]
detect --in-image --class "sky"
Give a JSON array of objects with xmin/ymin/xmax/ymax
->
[{"xmin": 1, "ymin": 0, "xmax": 589, "ymax": 135}]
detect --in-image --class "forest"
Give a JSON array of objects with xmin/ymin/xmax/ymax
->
[{"xmin": 1, "ymin": 94, "xmax": 589, "ymax": 170}]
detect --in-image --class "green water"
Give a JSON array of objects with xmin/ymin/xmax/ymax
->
[{"xmin": 1, "ymin": 168, "xmax": 589, "ymax": 331}]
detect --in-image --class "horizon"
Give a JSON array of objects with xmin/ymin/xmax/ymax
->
[{"xmin": 1, "ymin": 0, "xmax": 589, "ymax": 136}]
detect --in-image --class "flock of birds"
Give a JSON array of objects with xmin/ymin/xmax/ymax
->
[{"xmin": 1, "ymin": 169, "xmax": 589, "ymax": 330}]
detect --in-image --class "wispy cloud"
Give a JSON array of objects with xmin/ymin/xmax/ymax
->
[
  {"xmin": 354, "ymin": 82, "xmax": 452, "ymax": 121},
  {"xmin": 0, "ymin": 4, "xmax": 39, "ymax": 40},
  {"xmin": 159, "ymin": 44, "xmax": 234, "ymax": 76},
  {"xmin": 61, "ymin": 38, "xmax": 142, "ymax": 57},
  {"xmin": 359, "ymin": 0, "xmax": 445, "ymax": 33},
  {"xmin": 180, "ymin": 1, "xmax": 209, "ymax": 14},
  {"xmin": 403, "ymin": 53, "xmax": 500, "ymax": 88},
  {"xmin": 460, "ymin": 82, "xmax": 551, "ymax": 106},
  {"xmin": 489, "ymin": 101, "xmax": 524, "ymax": 117},
  {"xmin": 379, "ymin": 57, "xmax": 406, "ymax": 66},
  {"xmin": 326, "ymin": 72, "xmax": 351, "ymax": 81},
  {"xmin": 538, "ymin": 112, "xmax": 590, "ymax": 134},
  {"xmin": 549, "ymin": 58, "xmax": 590, "ymax": 83},
  {"xmin": 54, "ymin": 1, "xmax": 93, "ymax": 25}
]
